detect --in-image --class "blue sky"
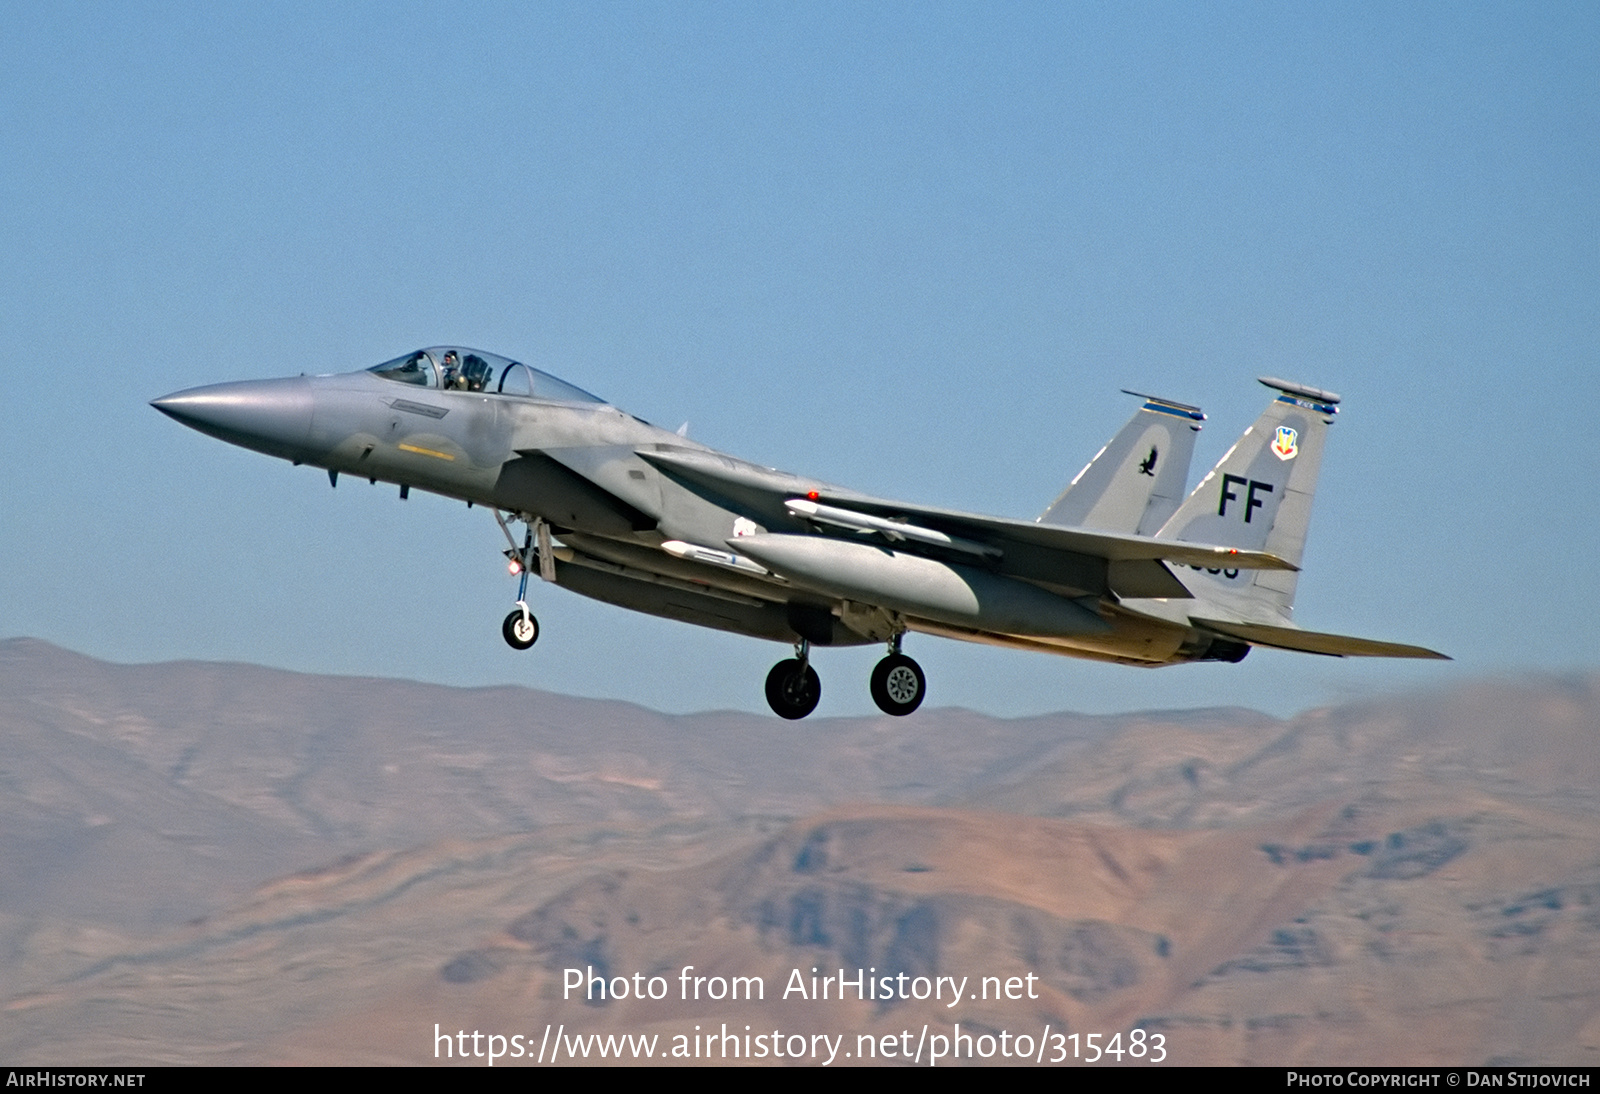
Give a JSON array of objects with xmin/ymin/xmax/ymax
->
[{"xmin": 3, "ymin": 2, "xmax": 1595, "ymax": 718}]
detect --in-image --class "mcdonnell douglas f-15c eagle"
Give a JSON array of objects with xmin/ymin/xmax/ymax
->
[{"xmin": 152, "ymin": 348, "xmax": 1446, "ymax": 719}]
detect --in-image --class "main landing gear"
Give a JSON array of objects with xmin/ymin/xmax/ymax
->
[
  {"xmin": 762, "ymin": 633, "xmax": 925, "ymax": 720},
  {"xmin": 765, "ymin": 640, "xmax": 822, "ymax": 721},
  {"xmin": 869, "ymin": 631, "xmax": 925, "ymax": 716},
  {"xmin": 870, "ymin": 654, "xmax": 926, "ymax": 716}
]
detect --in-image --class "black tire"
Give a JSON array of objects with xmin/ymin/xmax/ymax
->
[
  {"xmin": 765, "ymin": 658, "xmax": 821, "ymax": 720},
  {"xmin": 502, "ymin": 609, "xmax": 539, "ymax": 650},
  {"xmin": 870, "ymin": 654, "xmax": 925, "ymax": 716}
]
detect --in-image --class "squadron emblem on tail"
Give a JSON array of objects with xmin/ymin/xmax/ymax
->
[{"xmin": 1271, "ymin": 425, "xmax": 1299, "ymax": 460}]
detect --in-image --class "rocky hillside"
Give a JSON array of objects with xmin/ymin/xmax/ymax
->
[{"xmin": 2, "ymin": 639, "xmax": 1596, "ymax": 1065}]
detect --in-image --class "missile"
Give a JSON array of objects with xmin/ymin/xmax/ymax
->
[
  {"xmin": 730, "ymin": 533, "xmax": 1109, "ymax": 639},
  {"xmin": 659, "ymin": 539, "xmax": 773, "ymax": 576},
  {"xmin": 783, "ymin": 498, "xmax": 1000, "ymax": 559}
]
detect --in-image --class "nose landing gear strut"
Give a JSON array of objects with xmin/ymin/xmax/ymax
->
[{"xmin": 495, "ymin": 511, "xmax": 552, "ymax": 651}]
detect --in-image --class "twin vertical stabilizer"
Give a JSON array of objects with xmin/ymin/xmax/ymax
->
[
  {"xmin": 1155, "ymin": 378, "xmax": 1341, "ymax": 623},
  {"xmin": 1039, "ymin": 392, "xmax": 1205, "ymax": 536}
]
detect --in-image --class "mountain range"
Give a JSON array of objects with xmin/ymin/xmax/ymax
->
[{"xmin": 2, "ymin": 637, "xmax": 1596, "ymax": 1065}]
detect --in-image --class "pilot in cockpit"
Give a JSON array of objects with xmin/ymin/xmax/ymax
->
[{"xmin": 440, "ymin": 350, "xmax": 463, "ymax": 389}]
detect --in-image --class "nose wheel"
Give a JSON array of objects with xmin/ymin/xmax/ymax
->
[
  {"xmin": 503, "ymin": 605, "xmax": 539, "ymax": 650},
  {"xmin": 765, "ymin": 640, "xmax": 821, "ymax": 720}
]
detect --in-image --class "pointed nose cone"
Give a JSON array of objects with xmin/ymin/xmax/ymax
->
[{"xmin": 151, "ymin": 376, "xmax": 314, "ymax": 462}]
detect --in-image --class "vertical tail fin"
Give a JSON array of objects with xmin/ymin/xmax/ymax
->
[
  {"xmin": 1039, "ymin": 392, "xmax": 1204, "ymax": 536},
  {"xmin": 1155, "ymin": 378, "xmax": 1341, "ymax": 622}
]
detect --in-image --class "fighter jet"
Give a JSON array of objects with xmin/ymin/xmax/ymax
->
[{"xmin": 152, "ymin": 348, "xmax": 1446, "ymax": 719}]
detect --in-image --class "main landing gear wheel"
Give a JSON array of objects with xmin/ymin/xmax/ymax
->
[
  {"xmin": 870, "ymin": 654, "xmax": 925, "ymax": 716},
  {"xmin": 765, "ymin": 658, "xmax": 821, "ymax": 720},
  {"xmin": 502, "ymin": 608, "xmax": 539, "ymax": 650}
]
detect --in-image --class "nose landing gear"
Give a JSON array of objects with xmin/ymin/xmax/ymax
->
[{"xmin": 495, "ymin": 510, "xmax": 550, "ymax": 651}]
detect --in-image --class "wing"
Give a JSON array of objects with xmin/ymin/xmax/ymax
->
[{"xmin": 635, "ymin": 444, "xmax": 1295, "ymax": 601}]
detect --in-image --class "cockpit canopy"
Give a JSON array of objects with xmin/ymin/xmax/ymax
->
[{"xmin": 368, "ymin": 347, "xmax": 606, "ymax": 404}]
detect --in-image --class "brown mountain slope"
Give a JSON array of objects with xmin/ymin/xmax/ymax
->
[
  {"xmin": 3, "ymin": 639, "xmax": 1598, "ymax": 1064},
  {"xmin": 253, "ymin": 796, "xmax": 1600, "ymax": 1065}
]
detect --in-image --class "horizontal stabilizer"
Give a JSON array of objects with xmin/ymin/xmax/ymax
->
[{"xmin": 1191, "ymin": 618, "xmax": 1449, "ymax": 660}]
